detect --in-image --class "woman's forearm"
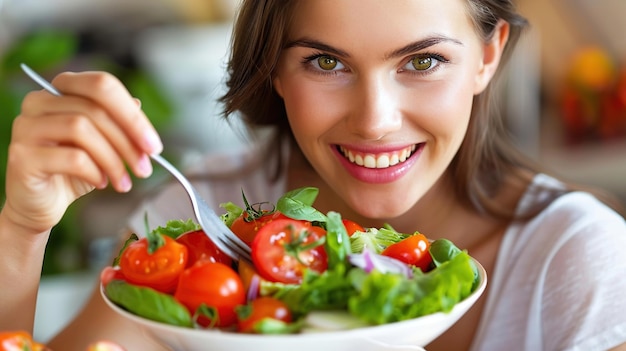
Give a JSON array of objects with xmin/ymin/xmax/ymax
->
[{"xmin": 0, "ymin": 209, "xmax": 50, "ymax": 332}]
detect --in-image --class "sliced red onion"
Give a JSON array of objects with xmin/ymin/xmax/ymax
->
[
  {"xmin": 247, "ymin": 274, "xmax": 260, "ymax": 302},
  {"xmin": 348, "ymin": 249, "xmax": 413, "ymax": 278}
]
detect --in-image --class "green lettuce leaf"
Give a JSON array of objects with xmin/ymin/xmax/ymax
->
[
  {"xmin": 347, "ymin": 251, "xmax": 476, "ymax": 324},
  {"xmin": 349, "ymin": 227, "xmax": 412, "ymax": 254}
]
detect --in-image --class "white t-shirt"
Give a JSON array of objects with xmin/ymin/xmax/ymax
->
[
  {"xmin": 127, "ymin": 152, "xmax": 626, "ymax": 351},
  {"xmin": 471, "ymin": 174, "xmax": 626, "ymax": 351}
]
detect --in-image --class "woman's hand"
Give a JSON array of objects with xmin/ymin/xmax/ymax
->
[{"xmin": 3, "ymin": 71, "xmax": 163, "ymax": 235}]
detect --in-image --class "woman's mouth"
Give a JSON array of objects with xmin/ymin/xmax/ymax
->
[{"xmin": 337, "ymin": 144, "xmax": 419, "ymax": 168}]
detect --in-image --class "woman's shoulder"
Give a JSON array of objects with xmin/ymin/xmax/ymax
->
[
  {"xmin": 499, "ymin": 172, "xmax": 625, "ymax": 276},
  {"xmin": 517, "ymin": 173, "xmax": 624, "ymax": 227}
]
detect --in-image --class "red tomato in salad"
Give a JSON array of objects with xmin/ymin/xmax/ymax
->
[
  {"xmin": 251, "ymin": 218, "xmax": 328, "ymax": 284},
  {"xmin": 230, "ymin": 210, "xmax": 288, "ymax": 246},
  {"xmin": 174, "ymin": 260, "xmax": 246, "ymax": 328},
  {"xmin": 118, "ymin": 235, "xmax": 188, "ymax": 293},
  {"xmin": 381, "ymin": 233, "xmax": 432, "ymax": 272},
  {"xmin": 342, "ymin": 219, "xmax": 365, "ymax": 236},
  {"xmin": 176, "ymin": 229, "xmax": 232, "ymax": 267},
  {"xmin": 237, "ymin": 296, "xmax": 292, "ymax": 333}
]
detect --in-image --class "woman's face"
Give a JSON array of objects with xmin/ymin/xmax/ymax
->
[{"xmin": 273, "ymin": 0, "xmax": 503, "ymax": 219}]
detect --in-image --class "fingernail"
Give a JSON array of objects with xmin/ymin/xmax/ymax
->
[
  {"xmin": 97, "ymin": 176, "xmax": 108, "ymax": 190},
  {"xmin": 136, "ymin": 154, "xmax": 153, "ymax": 178},
  {"xmin": 119, "ymin": 174, "xmax": 132, "ymax": 193},
  {"xmin": 144, "ymin": 130, "xmax": 163, "ymax": 155}
]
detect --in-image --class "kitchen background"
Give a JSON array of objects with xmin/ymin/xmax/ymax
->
[{"xmin": 0, "ymin": 0, "xmax": 624, "ymax": 342}]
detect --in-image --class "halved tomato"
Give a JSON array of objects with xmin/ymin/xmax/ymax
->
[{"xmin": 251, "ymin": 219, "xmax": 327, "ymax": 284}]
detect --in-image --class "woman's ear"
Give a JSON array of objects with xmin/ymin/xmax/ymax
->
[{"xmin": 474, "ymin": 20, "xmax": 510, "ymax": 94}]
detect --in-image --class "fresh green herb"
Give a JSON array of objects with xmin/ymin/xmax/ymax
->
[
  {"xmin": 276, "ymin": 187, "xmax": 327, "ymax": 223},
  {"xmin": 325, "ymin": 211, "xmax": 352, "ymax": 269},
  {"xmin": 219, "ymin": 201, "xmax": 244, "ymax": 227},
  {"xmin": 350, "ymin": 227, "xmax": 412, "ymax": 254},
  {"xmin": 150, "ymin": 219, "xmax": 201, "ymax": 240},
  {"xmin": 105, "ymin": 280, "xmax": 193, "ymax": 327}
]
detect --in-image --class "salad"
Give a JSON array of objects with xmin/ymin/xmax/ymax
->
[{"xmin": 101, "ymin": 187, "xmax": 479, "ymax": 334}]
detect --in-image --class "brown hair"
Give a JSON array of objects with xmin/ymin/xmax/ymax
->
[{"xmin": 219, "ymin": 0, "xmax": 622, "ymax": 218}]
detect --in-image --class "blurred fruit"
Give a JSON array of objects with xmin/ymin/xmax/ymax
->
[
  {"xmin": 559, "ymin": 47, "xmax": 626, "ymax": 143},
  {"xmin": 86, "ymin": 341, "xmax": 126, "ymax": 351},
  {"xmin": 567, "ymin": 46, "xmax": 617, "ymax": 91},
  {"xmin": 0, "ymin": 331, "xmax": 49, "ymax": 351}
]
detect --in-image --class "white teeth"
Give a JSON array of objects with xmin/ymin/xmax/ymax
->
[
  {"xmin": 363, "ymin": 154, "xmax": 376, "ymax": 168},
  {"xmin": 339, "ymin": 145, "xmax": 416, "ymax": 169},
  {"xmin": 389, "ymin": 154, "xmax": 399, "ymax": 166},
  {"xmin": 355, "ymin": 154, "xmax": 364, "ymax": 166},
  {"xmin": 376, "ymin": 155, "xmax": 390, "ymax": 168},
  {"xmin": 400, "ymin": 149, "xmax": 407, "ymax": 162}
]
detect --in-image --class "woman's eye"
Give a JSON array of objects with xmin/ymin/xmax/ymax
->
[
  {"xmin": 310, "ymin": 55, "xmax": 345, "ymax": 71},
  {"xmin": 412, "ymin": 57, "xmax": 434, "ymax": 70},
  {"xmin": 402, "ymin": 54, "xmax": 445, "ymax": 72}
]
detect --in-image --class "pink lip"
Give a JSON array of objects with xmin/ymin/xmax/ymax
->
[{"xmin": 332, "ymin": 143, "xmax": 423, "ymax": 184}]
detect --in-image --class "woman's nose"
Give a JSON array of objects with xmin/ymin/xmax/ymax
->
[{"xmin": 345, "ymin": 74, "xmax": 403, "ymax": 140}]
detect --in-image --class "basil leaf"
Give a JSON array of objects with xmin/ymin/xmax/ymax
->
[
  {"xmin": 429, "ymin": 238, "xmax": 462, "ymax": 267},
  {"xmin": 104, "ymin": 280, "xmax": 193, "ymax": 327},
  {"xmin": 281, "ymin": 187, "xmax": 319, "ymax": 206},
  {"xmin": 325, "ymin": 211, "xmax": 352, "ymax": 269},
  {"xmin": 276, "ymin": 187, "xmax": 327, "ymax": 223}
]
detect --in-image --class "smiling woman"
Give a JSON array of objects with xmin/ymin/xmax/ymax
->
[{"xmin": 2, "ymin": 0, "xmax": 626, "ymax": 351}]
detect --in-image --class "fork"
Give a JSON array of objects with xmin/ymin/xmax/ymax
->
[{"xmin": 20, "ymin": 63, "xmax": 252, "ymax": 263}]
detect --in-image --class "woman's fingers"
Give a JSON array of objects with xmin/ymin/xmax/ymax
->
[
  {"xmin": 19, "ymin": 73, "xmax": 160, "ymax": 191},
  {"xmin": 12, "ymin": 111, "xmax": 140, "ymax": 193},
  {"xmin": 50, "ymin": 71, "xmax": 163, "ymax": 155}
]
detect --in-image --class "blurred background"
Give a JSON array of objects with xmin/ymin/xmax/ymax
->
[{"xmin": 0, "ymin": 0, "xmax": 624, "ymax": 343}]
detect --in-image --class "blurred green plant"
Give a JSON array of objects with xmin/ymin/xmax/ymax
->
[{"xmin": 0, "ymin": 29, "xmax": 174, "ymax": 275}]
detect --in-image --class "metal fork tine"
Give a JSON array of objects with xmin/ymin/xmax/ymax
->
[{"xmin": 150, "ymin": 155, "xmax": 252, "ymax": 263}]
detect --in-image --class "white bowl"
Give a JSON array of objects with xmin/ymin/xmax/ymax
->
[{"xmin": 101, "ymin": 258, "xmax": 486, "ymax": 351}]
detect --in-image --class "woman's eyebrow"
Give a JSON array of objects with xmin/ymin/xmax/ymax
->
[
  {"xmin": 386, "ymin": 35, "xmax": 463, "ymax": 59},
  {"xmin": 285, "ymin": 37, "xmax": 350, "ymax": 57},
  {"xmin": 285, "ymin": 35, "xmax": 463, "ymax": 59}
]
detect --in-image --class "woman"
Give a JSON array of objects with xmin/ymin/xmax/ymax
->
[{"xmin": 2, "ymin": 0, "xmax": 626, "ymax": 350}]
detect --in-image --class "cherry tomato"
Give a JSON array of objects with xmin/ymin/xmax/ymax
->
[
  {"xmin": 0, "ymin": 331, "xmax": 49, "ymax": 351},
  {"xmin": 118, "ymin": 235, "xmax": 188, "ymax": 293},
  {"xmin": 100, "ymin": 266, "xmax": 125, "ymax": 287},
  {"xmin": 251, "ymin": 219, "xmax": 328, "ymax": 284},
  {"xmin": 381, "ymin": 233, "xmax": 432, "ymax": 272},
  {"xmin": 342, "ymin": 219, "xmax": 365, "ymax": 236},
  {"xmin": 237, "ymin": 296, "xmax": 292, "ymax": 333},
  {"xmin": 176, "ymin": 229, "xmax": 232, "ymax": 267},
  {"xmin": 230, "ymin": 210, "xmax": 288, "ymax": 246},
  {"xmin": 174, "ymin": 261, "xmax": 246, "ymax": 328}
]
